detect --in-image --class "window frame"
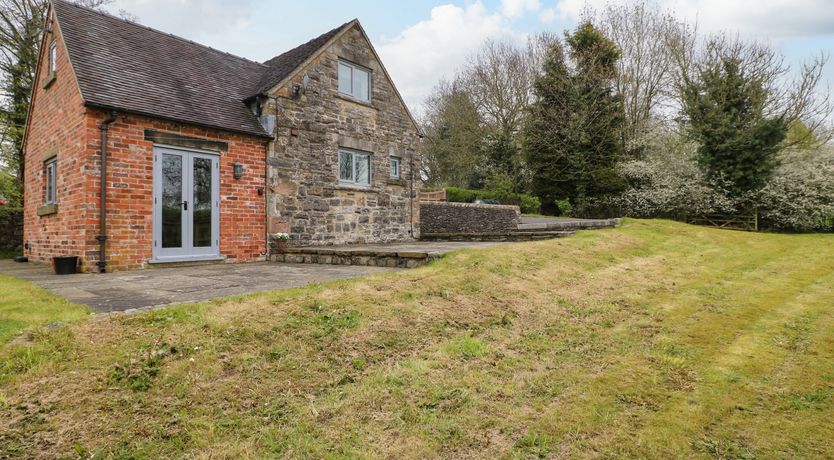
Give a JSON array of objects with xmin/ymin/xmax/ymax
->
[
  {"xmin": 337, "ymin": 59, "xmax": 371, "ymax": 102},
  {"xmin": 44, "ymin": 158, "xmax": 57, "ymax": 205},
  {"xmin": 48, "ymin": 41, "xmax": 57, "ymax": 73},
  {"xmin": 390, "ymin": 156, "xmax": 401, "ymax": 179},
  {"xmin": 338, "ymin": 148, "xmax": 372, "ymax": 187}
]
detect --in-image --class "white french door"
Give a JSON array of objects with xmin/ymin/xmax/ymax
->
[{"xmin": 152, "ymin": 146, "xmax": 220, "ymax": 262}]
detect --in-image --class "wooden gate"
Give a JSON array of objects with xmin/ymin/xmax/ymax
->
[{"xmin": 683, "ymin": 212, "xmax": 758, "ymax": 232}]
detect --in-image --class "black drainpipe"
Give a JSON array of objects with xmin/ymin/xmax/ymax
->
[{"xmin": 97, "ymin": 110, "xmax": 118, "ymax": 273}]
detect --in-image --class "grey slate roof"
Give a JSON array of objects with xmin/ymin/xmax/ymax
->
[{"xmin": 52, "ymin": 0, "xmax": 352, "ymax": 138}]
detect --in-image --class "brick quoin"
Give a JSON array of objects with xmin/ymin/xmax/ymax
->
[{"xmin": 23, "ymin": 10, "xmax": 267, "ymax": 272}]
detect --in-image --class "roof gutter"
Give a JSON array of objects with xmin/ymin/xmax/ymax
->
[
  {"xmin": 84, "ymin": 102, "xmax": 273, "ymax": 140},
  {"xmin": 97, "ymin": 110, "xmax": 117, "ymax": 273}
]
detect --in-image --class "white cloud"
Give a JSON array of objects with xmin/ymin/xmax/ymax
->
[
  {"xmin": 556, "ymin": 0, "xmax": 834, "ymax": 38},
  {"xmin": 377, "ymin": 2, "xmax": 525, "ymax": 116},
  {"xmin": 105, "ymin": 0, "xmax": 255, "ymax": 41},
  {"xmin": 539, "ymin": 7, "xmax": 557, "ymax": 24},
  {"xmin": 501, "ymin": 0, "xmax": 542, "ymax": 18}
]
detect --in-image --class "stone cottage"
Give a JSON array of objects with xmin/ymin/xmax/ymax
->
[{"xmin": 22, "ymin": 0, "xmax": 421, "ymax": 272}]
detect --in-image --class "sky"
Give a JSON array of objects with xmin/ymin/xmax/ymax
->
[{"xmin": 102, "ymin": 0, "xmax": 834, "ymax": 118}]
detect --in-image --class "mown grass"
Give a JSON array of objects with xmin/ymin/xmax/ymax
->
[
  {"xmin": 0, "ymin": 274, "xmax": 90, "ymax": 343},
  {"xmin": 1, "ymin": 219, "xmax": 833, "ymax": 458}
]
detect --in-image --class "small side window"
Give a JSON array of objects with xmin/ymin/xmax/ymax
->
[
  {"xmin": 45, "ymin": 158, "xmax": 57, "ymax": 204},
  {"xmin": 49, "ymin": 41, "xmax": 57, "ymax": 73},
  {"xmin": 390, "ymin": 157, "xmax": 400, "ymax": 179}
]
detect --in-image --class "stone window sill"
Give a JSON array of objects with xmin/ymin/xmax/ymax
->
[
  {"xmin": 335, "ymin": 93, "xmax": 378, "ymax": 110},
  {"xmin": 37, "ymin": 203, "xmax": 58, "ymax": 216},
  {"xmin": 387, "ymin": 178, "xmax": 406, "ymax": 186},
  {"xmin": 331, "ymin": 183, "xmax": 379, "ymax": 193},
  {"xmin": 42, "ymin": 72, "xmax": 57, "ymax": 89}
]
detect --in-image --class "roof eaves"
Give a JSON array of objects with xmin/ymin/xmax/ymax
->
[{"xmin": 84, "ymin": 102, "xmax": 273, "ymax": 140}]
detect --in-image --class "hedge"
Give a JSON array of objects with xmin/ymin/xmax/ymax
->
[
  {"xmin": 445, "ymin": 187, "xmax": 541, "ymax": 214},
  {"xmin": 0, "ymin": 206, "xmax": 23, "ymax": 251}
]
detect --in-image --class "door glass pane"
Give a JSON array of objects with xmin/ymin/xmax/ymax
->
[
  {"xmin": 354, "ymin": 67, "xmax": 369, "ymax": 101},
  {"xmin": 161, "ymin": 153, "xmax": 182, "ymax": 248},
  {"xmin": 355, "ymin": 153, "xmax": 370, "ymax": 185},
  {"xmin": 339, "ymin": 150, "xmax": 353, "ymax": 181},
  {"xmin": 192, "ymin": 157, "xmax": 212, "ymax": 248},
  {"xmin": 338, "ymin": 62, "xmax": 352, "ymax": 95}
]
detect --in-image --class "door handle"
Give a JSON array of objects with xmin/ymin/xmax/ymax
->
[{"xmin": 182, "ymin": 201, "xmax": 188, "ymax": 211}]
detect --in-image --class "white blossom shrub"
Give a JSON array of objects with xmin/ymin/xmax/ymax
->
[
  {"xmin": 585, "ymin": 128, "xmax": 834, "ymax": 232},
  {"xmin": 756, "ymin": 150, "xmax": 834, "ymax": 232},
  {"xmin": 588, "ymin": 135, "xmax": 737, "ymax": 217}
]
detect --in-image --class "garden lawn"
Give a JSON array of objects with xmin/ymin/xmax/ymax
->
[
  {"xmin": 1, "ymin": 219, "xmax": 833, "ymax": 458},
  {"xmin": 0, "ymin": 273, "xmax": 89, "ymax": 343}
]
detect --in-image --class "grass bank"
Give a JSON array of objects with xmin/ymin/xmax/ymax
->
[
  {"xmin": 1, "ymin": 220, "xmax": 833, "ymax": 458},
  {"xmin": 0, "ymin": 274, "xmax": 89, "ymax": 343}
]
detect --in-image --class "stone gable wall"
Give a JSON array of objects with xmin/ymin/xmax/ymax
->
[
  {"xmin": 263, "ymin": 25, "xmax": 422, "ymax": 246},
  {"xmin": 420, "ymin": 201, "xmax": 521, "ymax": 235}
]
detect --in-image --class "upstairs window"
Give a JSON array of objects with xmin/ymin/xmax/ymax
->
[
  {"xmin": 390, "ymin": 157, "xmax": 401, "ymax": 179},
  {"xmin": 338, "ymin": 60, "xmax": 370, "ymax": 102},
  {"xmin": 45, "ymin": 158, "xmax": 57, "ymax": 204},
  {"xmin": 48, "ymin": 41, "xmax": 57, "ymax": 73},
  {"xmin": 338, "ymin": 148, "xmax": 371, "ymax": 186}
]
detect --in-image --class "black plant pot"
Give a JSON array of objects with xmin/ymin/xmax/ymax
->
[{"xmin": 53, "ymin": 256, "xmax": 78, "ymax": 275}]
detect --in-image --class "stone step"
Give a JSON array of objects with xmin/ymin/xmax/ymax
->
[
  {"xmin": 516, "ymin": 218, "xmax": 621, "ymax": 232},
  {"xmin": 419, "ymin": 231, "xmax": 573, "ymax": 242},
  {"xmin": 270, "ymin": 247, "xmax": 439, "ymax": 268}
]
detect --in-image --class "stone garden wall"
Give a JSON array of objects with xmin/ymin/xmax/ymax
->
[{"xmin": 420, "ymin": 201, "xmax": 520, "ymax": 235}]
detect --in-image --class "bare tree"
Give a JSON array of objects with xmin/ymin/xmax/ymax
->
[
  {"xmin": 588, "ymin": 2, "xmax": 694, "ymax": 155},
  {"xmin": 420, "ymin": 78, "xmax": 485, "ymax": 187},
  {"xmin": 459, "ymin": 34, "xmax": 557, "ymax": 190},
  {"xmin": 463, "ymin": 34, "xmax": 556, "ymax": 138}
]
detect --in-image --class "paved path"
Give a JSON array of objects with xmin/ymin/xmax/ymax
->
[{"xmin": 0, "ymin": 260, "xmax": 396, "ymax": 313}]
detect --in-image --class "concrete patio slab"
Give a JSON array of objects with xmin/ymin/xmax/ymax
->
[{"xmin": 0, "ymin": 260, "xmax": 396, "ymax": 313}]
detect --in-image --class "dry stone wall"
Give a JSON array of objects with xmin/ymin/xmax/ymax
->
[{"xmin": 420, "ymin": 202, "xmax": 520, "ymax": 235}]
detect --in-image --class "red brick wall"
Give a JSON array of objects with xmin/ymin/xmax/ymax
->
[
  {"xmin": 24, "ymin": 11, "xmax": 268, "ymax": 272},
  {"xmin": 23, "ymin": 13, "xmax": 91, "ymax": 269},
  {"xmin": 83, "ymin": 111, "xmax": 268, "ymax": 271}
]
